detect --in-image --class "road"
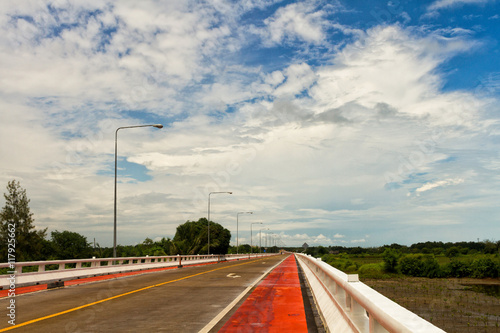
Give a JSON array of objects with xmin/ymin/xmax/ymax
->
[{"xmin": 0, "ymin": 255, "xmax": 288, "ymax": 333}]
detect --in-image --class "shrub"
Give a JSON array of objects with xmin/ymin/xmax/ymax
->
[
  {"xmin": 358, "ymin": 263, "xmax": 386, "ymax": 278},
  {"xmin": 445, "ymin": 260, "xmax": 471, "ymax": 278},
  {"xmin": 445, "ymin": 247, "xmax": 461, "ymax": 257},
  {"xmin": 345, "ymin": 264, "xmax": 358, "ymax": 273},
  {"xmin": 382, "ymin": 248, "xmax": 400, "ymax": 273},
  {"xmin": 422, "ymin": 256, "xmax": 443, "ymax": 278},
  {"xmin": 470, "ymin": 258, "xmax": 498, "ymax": 278},
  {"xmin": 399, "ymin": 254, "xmax": 425, "ymax": 276}
]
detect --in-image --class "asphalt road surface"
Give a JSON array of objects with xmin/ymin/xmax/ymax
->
[{"xmin": 0, "ymin": 255, "xmax": 288, "ymax": 333}]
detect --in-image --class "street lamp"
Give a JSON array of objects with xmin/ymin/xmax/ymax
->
[
  {"xmin": 113, "ymin": 124, "xmax": 163, "ymax": 258},
  {"xmin": 236, "ymin": 212, "xmax": 253, "ymax": 254},
  {"xmin": 259, "ymin": 227, "xmax": 270, "ymax": 254},
  {"xmin": 250, "ymin": 222, "xmax": 262, "ymax": 254},
  {"xmin": 207, "ymin": 191, "xmax": 232, "ymax": 255}
]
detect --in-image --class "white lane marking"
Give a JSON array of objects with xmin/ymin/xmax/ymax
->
[
  {"xmin": 198, "ymin": 257, "xmax": 287, "ymax": 333},
  {"xmin": 227, "ymin": 273, "xmax": 241, "ymax": 278}
]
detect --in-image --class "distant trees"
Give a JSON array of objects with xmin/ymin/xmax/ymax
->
[
  {"xmin": 0, "ymin": 180, "xmax": 47, "ymax": 261},
  {"xmin": 311, "ymin": 241, "xmax": 499, "ymax": 279},
  {"xmin": 382, "ymin": 248, "xmax": 400, "ymax": 273},
  {"xmin": 114, "ymin": 237, "xmax": 174, "ymax": 257},
  {"xmin": 445, "ymin": 246, "xmax": 461, "ymax": 257},
  {"xmin": 49, "ymin": 230, "xmax": 93, "ymax": 260}
]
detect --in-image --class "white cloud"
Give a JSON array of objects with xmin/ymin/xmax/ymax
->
[
  {"xmin": 428, "ymin": 0, "xmax": 490, "ymax": 11},
  {"xmin": 351, "ymin": 239, "xmax": 366, "ymax": 243},
  {"xmin": 258, "ymin": 2, "xmax": 327, "ymax": 46},
  {"xmin": 274, "ymin": 63, "xmax": 317, "ymax": 97},
  {"xmin": 414, "ymin": 178, "xmax": 465, "ymax": 195},
  {"xmin": 0, "ymin": 2, "xmax": 499, "ymax": 248}
]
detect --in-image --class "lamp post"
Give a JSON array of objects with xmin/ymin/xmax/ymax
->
[
  {"xmin": 236, "ymin": 212, "xmax": 252, "ymax": 254},
  {"xmin": 270, "ymin": 233, "xmax": 276, "ymax": 253},
  {"xmin": 114, "ymin": 124, "xmax": 163, "ymax": 258},
  {"xmin": 207, "ymin": 191, "xmax": 232, "ymax": 255},
  {"xmin": 259, "ymin": 227, "xmax": 269, "ymax": 254},
  {"xmin": 250, "ymin": 222, "xmax": 262, "ymax": 254}
]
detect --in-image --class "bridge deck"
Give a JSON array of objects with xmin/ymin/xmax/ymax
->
[
  {"xmin": 0, "ymin": 254, "xmax": 318, "ymax": 332},
  {"xmin": 216, "ymin": 254, "xmax": 309, "ymax": 332}
]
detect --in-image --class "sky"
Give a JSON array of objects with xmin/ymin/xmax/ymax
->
[{"xmin": 1, "ymin": 0, "xmax": 499, "ymax": 249}]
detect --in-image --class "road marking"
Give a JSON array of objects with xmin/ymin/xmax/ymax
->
[
  {"xmin": 199, "ymin": 255, "xmax": 288, "ymax": 333},
  {"xmin": 226, "ymin": 273, "xmax": 241, "ymax": 278},
  {"xmin": 218, "ymin": 255, "xmax": 306, "ymax": 332},
  {"xmin": 0, "ymin": 257, "xmax": 274, "ymax": 332}
]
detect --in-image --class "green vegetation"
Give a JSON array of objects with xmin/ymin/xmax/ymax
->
[
  {"xmin": 364, "ymin": 277, "xmax": 500, "ymax": 332},
  {"xmin": 0, "ymin": 180, "xmax": 47, "ymax": 261},
  {"xmin": 46, "ymin": 230, "xmax": 94, "ymax": 259},
  {"xmin": 1, "ymin": 179, "xmax": 498, "ymax": 279},
  {"xmin": 227, "ymin": 244, "xmax": 280, "ymax": 254},
  {"xmin": 173, "ymin": 218, "xmax": 231, "ymax": 255},
  {"xmin": 297, "ymin": 243, "xmax": 500, "ymax": 279}
]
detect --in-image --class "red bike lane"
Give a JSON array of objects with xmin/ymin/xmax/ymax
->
[{"xmin": 219, "ymin": 254, "xmax": 308, "ymax": 332}]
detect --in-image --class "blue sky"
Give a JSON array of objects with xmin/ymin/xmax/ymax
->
[{"xmin": 1, "ymin": 0, "xmax": 499, "ymax": 248}]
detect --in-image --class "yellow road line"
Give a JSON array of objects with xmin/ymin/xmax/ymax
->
[{"xmin": 0, "ymin": 257, "xmax": 271, "ymax": 332}]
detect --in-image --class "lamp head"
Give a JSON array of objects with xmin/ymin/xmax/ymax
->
[{"xmin": 153, "ymin": 124, "xmax": 164, "ymax": 129}]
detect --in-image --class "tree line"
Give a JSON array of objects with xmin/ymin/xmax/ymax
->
[
  {"xmin": 299, "ymin": 241, "xmax": 500, "ymax": 258},
  {"xmin": 299, "ymin": 244, "xmax": 499, "ymax": 279}
]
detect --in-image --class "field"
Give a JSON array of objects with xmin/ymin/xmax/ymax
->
[
  {"xmin": 363, "ymin": 277, "xmax": 500, "ymax": 332},
  {"xmin": 317, "ymin": 252, "xmax": 500, "ymax": 332}
]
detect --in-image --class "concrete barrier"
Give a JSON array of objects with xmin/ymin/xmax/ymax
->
[
  {"xmin": 295, "ymin": 253, "xmax": 445, "ymax": 333},
  {"xmin": 0, "ymin": 253, "xmax": 273, "ymax": 289}
]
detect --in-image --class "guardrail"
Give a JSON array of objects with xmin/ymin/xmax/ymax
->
[
  {"xmin": 295, "ymin": 253, "xmax": 445, "ymax": 333},
  {"xmin": 0, "ymin": 253, "xmax": 274, "ymax": 289}
]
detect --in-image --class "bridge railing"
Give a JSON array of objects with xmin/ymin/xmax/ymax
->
[
  {"xmin": 295, "ymin": 253, "xmax": 445, "ymax": 333},
  {"xmin": 0, "ymin": 253, "xmax": 273, "ymax": 289}
]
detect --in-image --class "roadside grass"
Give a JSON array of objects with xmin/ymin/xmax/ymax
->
[
  {"xmin": 320, "ymin": 253, "xmax": 500, "ymax": 332},
  {"xmin": 364, "ymin": 277, "xmax": 500, "ymax": 333}
]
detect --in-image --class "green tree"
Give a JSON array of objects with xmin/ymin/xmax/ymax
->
[
  {"xmin": 173, "ymin": 218, "xmax": 231, "ymax": 254},
  {"xmin": 238, "ymin": 244, "xmax": 251, "ymax": 254},
  {"xmin": 445, "ymin": 246, "xmax": 461, "ymax": 257},
  {"xmin": 422, "ymin": 256, "xmax": 442, "ymax": 278},
  {"xmin": 445, "ymin": 259, "xmax": 471, "ymax": 278},
  {"xmin": 470, "ymin": 258, "xmax": 498, "ymax": 278},
  {"xmin": 399, "ymin": 254, "xmax": 425, "ymax": 276},
  {"xmin": 382, "ymin": 248, "xmax": 401, "ymax": 273},
  {"xmin": 483, "ymin": 240, "xmax": 498, "ymax": 254},
  {"xmin": 0, "ymin": 180, "xmax": 46, "ymax": 261},
  {"xmin": 50, "ymin": 230, "xmax": 93, "ymax": 259}
]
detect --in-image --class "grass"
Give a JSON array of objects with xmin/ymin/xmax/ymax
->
[
  {"xmin": 321, "ymin": 252, "xmax": 500, "ymax": 332},
  {"xmin": 363, "ymin": 277, "xmax": 500, "ymax": 333}
]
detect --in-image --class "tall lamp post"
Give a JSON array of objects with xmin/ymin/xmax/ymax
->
[
  {"xmin": 236, "ymin": 212, "xmax": 252, "ymax": 254},
  {"xmin": 259, "ymin": 227, "xmax": 269, "ymax": 254},
  {"xmin": 114, "ymin": 124, "xmax": 163, "ymax": 258},
  {"xmin": 207, "ymin": 191, "xmax": 232, "ymax": 255},
  {"xmin": 250, "ymin": 222, "xmax": 262, "ymax": 254}
]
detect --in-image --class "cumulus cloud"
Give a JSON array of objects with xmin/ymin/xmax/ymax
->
[
  {"xmin": 257, "ymin": 2, "xmax": 328, "ymax": 46},
  {"xmin": 1, "ymin": 1, "xmax": 499, "ymax": 247}
]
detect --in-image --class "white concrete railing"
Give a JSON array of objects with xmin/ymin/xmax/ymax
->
[
  {"xmin": 295, "ymin": 253, "xmax": 445, "ymax": 333},
  {"xmin": 0, "ymin": 253, "xmax": 274, "ymax": 289}
]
